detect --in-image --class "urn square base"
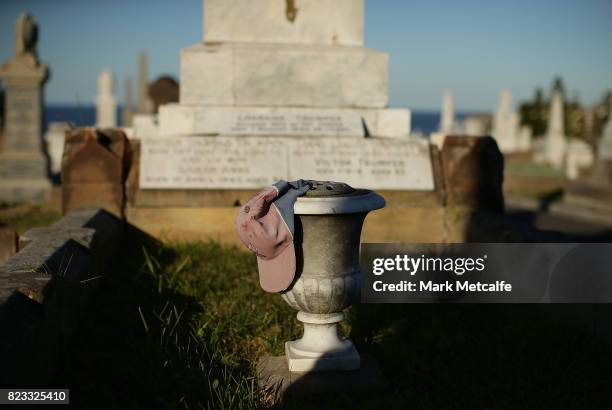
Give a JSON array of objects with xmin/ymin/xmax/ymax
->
[
  {"xmin": 257, "ymin": 355, "xmax": 386, "ymax": 401},
  {"xmin": 285, "ymin": 340, "xmax": 360, "ymax": 372}
]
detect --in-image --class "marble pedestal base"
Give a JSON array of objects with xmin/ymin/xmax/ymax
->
[{"xmin": 285, "ymin": 312, "xmax": 360, "ymax": 372}]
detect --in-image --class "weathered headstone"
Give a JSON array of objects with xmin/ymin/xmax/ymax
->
[
  {"xmin": 95, "ymin": 69, "xmax": 117, "ymax": 127},
  {"xmin": 148, "ymin": 75, "xmax": 178, "ymax": 113},
  {"xmin": 62, "ymin": 128, "xmax": 131, "ymax": 216},
  {"xmin": 441, "ymin": 135, "xmax": 504, "ymax": 212},
  {"xmin": 0, "ymin": 13, "xmax": 51, "ymax": 203}
]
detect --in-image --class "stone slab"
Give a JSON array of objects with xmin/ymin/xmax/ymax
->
[
  {"xmin": 1, "ymin": 83, "xmax": 44, "ymax": 152},
  {"xmin": 257, "ymin": 355, "xmax": 385, "ymax": 401},
  {"xmin": 158, "ymin": 105, "xmax": 410, "ymax": 138},
  {"xmin": 139, "ymin": 136, "xmax": 434, "ymax": 191},
  {"xmin": 180, "ymin": 43, "xmax": 388, "ymax": 108},
  {"xmin": 204, "ymin": 0, "xmax": 364, "ymax": 46},
  {"xmin": 159, "ymin": 106, "xmax": 364, "ymax": 137}
]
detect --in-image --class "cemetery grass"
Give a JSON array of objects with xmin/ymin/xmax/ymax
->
[
  {"xmin": 56, "ymin": 239, "xmax": 612, "ymax": 409},
  {"xmin": 0, "ymin": 203, "xmax": 61, "ymax": 234}
]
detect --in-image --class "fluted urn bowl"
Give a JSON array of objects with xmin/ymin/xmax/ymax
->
[{"xmin": 280, "ymin": 181, "xmax": 385, "ymax": 372}]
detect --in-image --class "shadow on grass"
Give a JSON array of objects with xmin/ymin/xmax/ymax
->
[
  {"xmin": 53, "ymin": 228, "xmax": 612, "ymax": 409},
  {"xmin": 345, "ymin": 303, "xmax": 612, "ymax": 409},
  {"xmin": 53, "ymin": 228, "xmax": 266, "ymax": 409}
]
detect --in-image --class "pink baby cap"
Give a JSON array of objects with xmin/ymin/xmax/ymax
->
[{"xmin": 236, "ymin": 185, "xmax": 296, "ymax": 292}]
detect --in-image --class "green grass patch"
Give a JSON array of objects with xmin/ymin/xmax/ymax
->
[
  {"xmin": 0, "ymin": 204, "xmax": 61, "ymax": 234},
  {"xmin": 57, "ymin": 239, "xmax": 612, "ymax": 409}
]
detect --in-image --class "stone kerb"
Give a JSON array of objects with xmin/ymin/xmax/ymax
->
[{"xmin": 0, "ymin": 208, "xmax": 121, "ymax": 387}]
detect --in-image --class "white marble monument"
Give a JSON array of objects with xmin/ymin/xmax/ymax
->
[
  {"xmin": 140, "ymin": 0, "xmax": 427, "ymax": 191},
  {"xmin": 44, "ymin": 122, "xmax": 71, "ymax": 177},
  {"xmin": 492, "ymin": 89, "xmax": 521, "ymax": 153},
  {"xmin": 543, "ymin": 90, "xmax": 567, "ymax": 168},
  {"xmin": 438, "ymin": 90, "xmax": 456, "ymax": 135},
  {"xmin": 565, "ymin": 138, "xmax": 594, "ymax": 180},
  {"xmin": 95, "ymin": 69, "xmax": 117, "ymax": 127}
]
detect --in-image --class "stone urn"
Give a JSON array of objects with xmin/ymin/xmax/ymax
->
[{"xmin": 281, "ymin": 180, "xmax": 385, "ymax": 372}]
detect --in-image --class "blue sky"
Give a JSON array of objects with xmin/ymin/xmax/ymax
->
[{"xmin": 1, "ymin": 0, "xmax": 611, "ymax": 111}]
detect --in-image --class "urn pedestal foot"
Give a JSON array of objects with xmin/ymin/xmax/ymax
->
[{"xmin": 285, "ymin": 311, "xmax": 360, "ymax": 372}]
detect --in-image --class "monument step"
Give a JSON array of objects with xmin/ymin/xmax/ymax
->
[
  {"xmin": 180, "ymin": 43, "xmax": 388, "ymax": 108},
  {"xmin": 158, "ymin": 105, "xmax": 410, "ymax": 139}
]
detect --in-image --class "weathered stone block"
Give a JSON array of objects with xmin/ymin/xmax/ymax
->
[
  {"xmin": 61, "ymin": 128, "xmax": 131, "ymax": 216},
  {"xmin": 441, "ymin": 135, "xmax": 504, "ymax": 212},
  {"xmin": 204, "ymin": 0, "xmax": 364, "ymax": 46},
  {"xmin": 180, "ymin": 43, "xmax": 388, "ymax": 108}
]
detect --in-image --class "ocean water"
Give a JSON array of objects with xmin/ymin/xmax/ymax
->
[{"xmin": 44, "ymin": 105, "xmax": 469, "ymax": 136}]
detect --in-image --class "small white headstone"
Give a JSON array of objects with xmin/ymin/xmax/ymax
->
[
  {"xmin": 543, "ymin": 91, "xmax": 567, "ymax": 168},
  {"xmin": 439, "ymin": 90, "xmax": 455, "ymax": 134},
  {"xmin": 95, "ymin": 69, "xmax": 117, "ymax": 127},
  {"xmin": 44, "ymin": 122, "xmax": 71, "ymax": 175}
]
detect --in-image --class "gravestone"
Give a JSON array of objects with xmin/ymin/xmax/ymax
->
[
  {"xmin": 492, "ymin": 89, "xmax": 521, "ymax": 153},
  {"xmin": 122, "ymin": 77, "xmax": 134, "ymax": 126},
  {"xmin": 0, "ymin": 13, "xmax": 51, "ymax": 203},
  {"xmin": 542, "ymin": 90, "xmax": 567, "ymax": 168},
  {"xmin": 44, "ymin": 121, "xmax": 71, "ymax": 178},
  {"xmin": 62, "ymin": 128, "xmax": 131, "ymax": 216},
  {"xmin": 140, "ymin": 0, "xmax": 424, "ymax": 191},
  {"xmin": 148, "ymin": 75, "xmax": 179, "ymax": 113},
  {"xmin": 95, "ymin": 69, "xmax": 117, "ymax": 127},
  {"xmin": 438, "ymin": 90, "xmax": 456, "ymax": 135},
  {"xmin": 559, "ymin": 91, "xmax": 612, "ymax": 215},
  {"xmin": 137, "ymin": 51, "xmax": 152, "ymax": 114}
]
